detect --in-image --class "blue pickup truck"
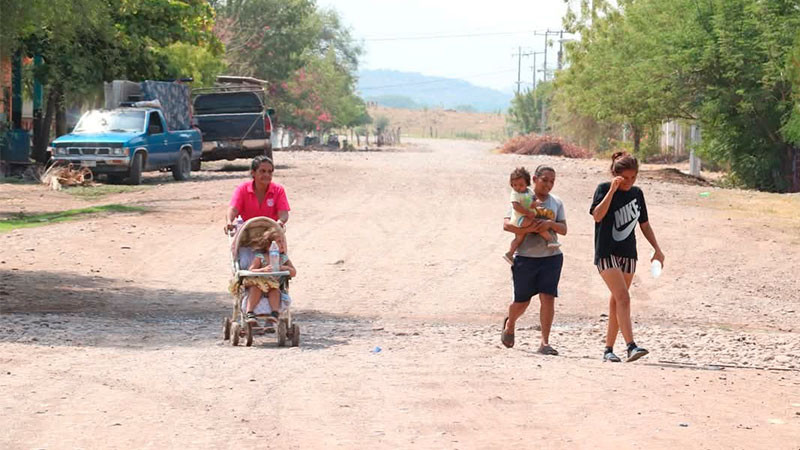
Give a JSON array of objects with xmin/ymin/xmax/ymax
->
[{"xmin": 49, "ymin": 107, "xmax": 201, "ymax": 184}]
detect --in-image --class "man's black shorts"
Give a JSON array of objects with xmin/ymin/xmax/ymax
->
[{"xmin": 511, "ymin": 254, "xmax": 564, "ymax": 303}]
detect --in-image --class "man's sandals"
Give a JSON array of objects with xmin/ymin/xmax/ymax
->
[
  {"xmin": 501, "ymin": 317, "xmax": 514, "ymax": 348},
  {"xmin": 501, "ymin": 317, "xmax": 559, "ymax": 355},
  {"xmin": 537, "ymin": 344, "xmax": 559, "ymax": 356}
]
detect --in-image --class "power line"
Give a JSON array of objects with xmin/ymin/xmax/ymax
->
[
  {"xmin": 357, "ymin": 69, "xmax": 516, "ymax": 90},
  {"xmin": 363, "ymin": 30, "xmax": 548, "ymax": 42}
]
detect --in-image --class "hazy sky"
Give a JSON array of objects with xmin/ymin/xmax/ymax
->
[{"xmin": 316, "ymin": 0, "xmax": 571, "ymax": 94}]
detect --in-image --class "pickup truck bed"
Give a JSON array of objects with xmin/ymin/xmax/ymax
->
[{"xmin": 192, "ymin": 85, "xmax": 273, "ymax": 162}]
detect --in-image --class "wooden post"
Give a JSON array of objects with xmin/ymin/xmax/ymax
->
[{"xmin": 689, "ymin": 150, "xmax": 701, "ymax": 177}]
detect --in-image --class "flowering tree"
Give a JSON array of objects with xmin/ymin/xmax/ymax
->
[{"xmin": 212, "ymin": 1, "xmax": 366, "ymax": 136}]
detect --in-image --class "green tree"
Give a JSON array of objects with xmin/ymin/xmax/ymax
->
[
  {"xmin": 212, "ymin": 0, "xmax": 320, "ymax": 83},
  {"xmin": 212, "ymin": 1, "xmax": 365, "ymax": 135},
  {"xmin": 558, "ymin": 0, "xmax": 800, "ymax": 191},
  {"xmin": 109, "ymin": 0, "xmax": 223, "ymax": 81},
  {"xmin": 507, "ymin": 81, "xmax": 553, "ymax": 135},
  {"xmin": 159, "ymin": 42, "xmax": 225, "ymax": 87},
  {"xmin": 275, "ymin": 48, "xmax": 368, "ymax": 134},
  {"xmin": 689, "ymin": 0, "xmax": 800, "ymax": 191},
  {"xmin": 15, "ymin": 0, "xmax": 223, "ymax": 161},
  {"xmin": 374, "ymin": 115, "xmax": 389, "ymax": 135},
  {"xmin": 558, "ymin": 0, "xmax": 690, "ymax": 153},
  {"xmin": 16, "ymin": 0, "xmax": 117, "ymax": 161}
]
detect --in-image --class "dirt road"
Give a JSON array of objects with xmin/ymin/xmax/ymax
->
[{"xmin": 1, "ymin": 138, "xmax": 799, "ymax": 449}]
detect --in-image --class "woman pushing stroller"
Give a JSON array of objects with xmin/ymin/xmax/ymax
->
[
  {"xmin": 223, "ymin": 155, "xmax": 299, "ymax": 345},
  {"xmin": 225, "ymin": 155, "xmax": 292, "ymax": 316}
]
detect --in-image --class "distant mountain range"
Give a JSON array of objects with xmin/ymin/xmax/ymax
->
[{"xmin": 357, "ymin": 69, "xmax": 512, "ymax": 113}]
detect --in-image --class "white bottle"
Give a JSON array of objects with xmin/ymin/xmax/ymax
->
[
  {"xmin": 269, "ymin": 241, "xmax": 280, "ymax": 273},
  {"xmin": 650, "ymin": 259, "xmax": 662, "ymax": 279}
]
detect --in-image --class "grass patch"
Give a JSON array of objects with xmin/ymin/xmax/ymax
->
[
  {"xmin": 64, "ymin": 184, "xmax": 148, "ymax": 199},
  {"xmin": 454, "ymin": 131, "xmax": 482, "ymax": 140},
  {"xmin": 704, "ymin": 190, "xmax": 800, "ymax": 221},
  {"xmin": 700, "ymin": 190, "xmax": 800, "ymax": 234},
  {"xmin": 0, "ymin": 176, "xmax": 37, "ymax": 185},
  {"xmin": 0, "ymin": 204, "xmax": 148, "ymax": 233}
]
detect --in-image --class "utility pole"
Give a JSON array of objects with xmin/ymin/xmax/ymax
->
[
  {"xmin": 516, "ymin": 46, "xmax": 522, "ymax": 94},
  {"xmin": 533, "ymin": 29, "xmax": 569, "ymax": 133},
  {"xmin": 534, "ymin": 29, "xmax": 568, "ymax": 80},
  {"xmin": 531, "ymin": 51, "xmax": 544, "ymax": 91},
  {"xmin": 512, "ymin": 47, "xmax": 533, "ymax": 94},
  {"xmin": 543, "ymin": 33, "xmax": 548, "ymax": 81},
  {"xmin": 530, "ymin": 50, "xmax": 545, "ymax": 135}
]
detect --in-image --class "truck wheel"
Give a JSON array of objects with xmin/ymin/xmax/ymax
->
[
  {"xmin": 128, "ymin": 152, "xmax": 144, "ymax": 185},
  {"xmin": 172, "ymin": 150, "xmax": 191, "ymax": 181}
]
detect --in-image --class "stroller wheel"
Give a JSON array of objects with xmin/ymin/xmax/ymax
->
[
  {"xmin": 231, "ymin": 322, "xmax": 241, "ymax": 346},
  {"xmin": 223, "ymin": 317, "xmax": 231, "ymax": 341},
  {"xmin": 290, "ymin": 324, "xmax": 300, "ymax": 347},
  {"xmin": 245, "ymin": 322, "xmax": 254, "ymax": 347},
  {"xmin": 277, "ymin": 320, "xmax": 287, "ymax": 347}
]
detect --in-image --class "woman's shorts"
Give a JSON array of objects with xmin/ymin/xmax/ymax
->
[
  {"xmin": 596, "ymin": 255, "xmax": 637, "ymax": 274},
  {"xmin": 511, "ymin": 253, "xmax": 563, "ymax": 302}
]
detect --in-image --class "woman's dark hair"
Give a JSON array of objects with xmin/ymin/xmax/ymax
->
[
  {"xmin": 534, "ymin": 165, "xmax": 555, "ymax": 178},
  {"xmin": 509, "ymin": 167, "xmax": 531, "ymax": 186},
  {"xmin": 610, "ymin": 152, "xmax": 638, "ymax": 175},
  {"xmin": 251, "ymin": 155, "xmax": 274, "ymax": 171}
]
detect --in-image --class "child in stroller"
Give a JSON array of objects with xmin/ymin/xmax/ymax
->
[
  {"xmin": 225, "ymin": 216, "xmax": 300, "ymax": 347},
  {"xmin": 243, "ymin": 229, "xmax": 296, "ymax": 323}
]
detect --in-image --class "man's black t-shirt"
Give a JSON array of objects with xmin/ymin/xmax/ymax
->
[{"xmin": 589, "ymin": 182, "xmax": 649, "ymax": 264}]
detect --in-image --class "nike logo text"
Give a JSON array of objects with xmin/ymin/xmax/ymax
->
[
  {"xmin": 612, "ymin": 199, "xmax": 640, "ymax": 241},
  {"xmin": 612, "ymin": 219, "xmax": 637, "ymax": 241}
]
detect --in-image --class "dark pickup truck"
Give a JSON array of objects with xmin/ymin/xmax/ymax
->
[{"xmin": 192, "ymin": 76, "xmax": 274, "ymax": 166}]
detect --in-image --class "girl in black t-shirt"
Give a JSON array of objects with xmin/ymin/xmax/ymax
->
[{"xmin": 589, "ymin": 152, "xmax": 665, "ymax": 362}]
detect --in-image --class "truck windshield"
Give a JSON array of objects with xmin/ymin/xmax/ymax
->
[{"xmin": 73, "ymin": 110, "xmax": 146, "ymax": 133}]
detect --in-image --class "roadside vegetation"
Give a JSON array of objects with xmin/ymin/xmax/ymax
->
[
  {"xmin": 0, "ymin": 0, "xmax": 369, "ymax": 162},
  {"xmin": 0, "ymin": 204, "xmax": 147, "ymax": 233},
  {"xmin": 507, "ymin": 0, "xmax": 800, "ymax": 192},
  {"xmin": 61, "ymin": 185, "xmax": 149, "ymax": 200}
]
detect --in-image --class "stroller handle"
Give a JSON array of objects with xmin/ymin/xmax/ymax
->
[{"xmin": 236, "ymin": 270, "xmax": 291, "ymax": 278}]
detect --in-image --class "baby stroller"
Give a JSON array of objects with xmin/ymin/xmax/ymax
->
[{"xmin": 223, "ymin": 216, "xmax": 300, "ymax": 347}]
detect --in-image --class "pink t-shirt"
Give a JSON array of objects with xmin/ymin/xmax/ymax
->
[{"xmin": 230, "ymin": 180, "xmax": 290, "ymax": 221}]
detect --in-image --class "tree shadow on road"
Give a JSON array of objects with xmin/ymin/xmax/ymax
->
[
  {"xmin": 0, "ymin": 269, "xmax": 363, "ymax": 351},
  {"xmin": 131, "ymin": 164, "xmax": 294, "ymax": 185}
]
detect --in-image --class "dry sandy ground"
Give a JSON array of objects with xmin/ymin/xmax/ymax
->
[
  {"xmin": 366, "ymin": 105, "xmax": 506, "ymax": 140},
  {"xmin": 1, "ymin": 138, "xmax": 799, "ymax": 449}
]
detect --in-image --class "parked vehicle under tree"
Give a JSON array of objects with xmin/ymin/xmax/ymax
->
[{"xmin": 192, "ymin": 76, "xmax": 274, "ymax": 168}]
